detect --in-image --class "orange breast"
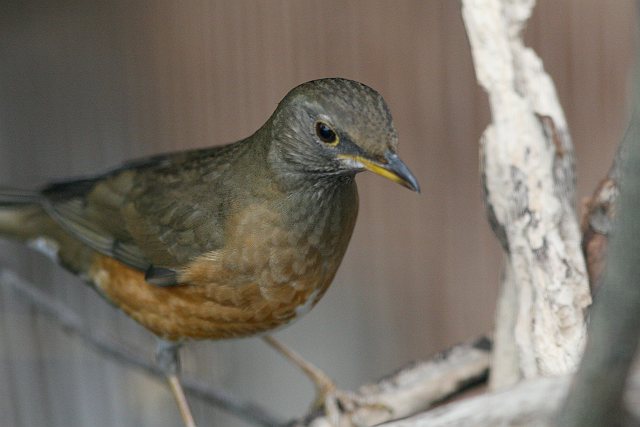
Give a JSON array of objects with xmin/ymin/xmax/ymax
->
[{"xmin": 88, "ymin": 253, "xmax": 329, "ymax": 341}]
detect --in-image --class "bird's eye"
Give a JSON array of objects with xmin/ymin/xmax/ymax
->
[{"xmin": 315, "ymin": 122, "xmax": 338, "ymax": 145}]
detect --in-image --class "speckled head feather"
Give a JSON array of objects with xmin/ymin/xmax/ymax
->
[
  {"xmin": 268, "ymin": 78, "xmax": 418, "ymax": 192},
  {"xmin": 284, "ymin": 78, "xmax": 397, "ymax": 153}
]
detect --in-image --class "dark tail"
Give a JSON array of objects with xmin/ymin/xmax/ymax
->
[
  {"xmin": 0, "ymin": 187, "xmax": 45, "ymax": 240},
  {"xmin": 0, "ymin": 187, "xmax": 41, "ymax": 206}
]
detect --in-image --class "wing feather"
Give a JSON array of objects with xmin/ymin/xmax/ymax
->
[{"xmin": 39, "ymin": 145, "xmax": 241, "ymax": 275}]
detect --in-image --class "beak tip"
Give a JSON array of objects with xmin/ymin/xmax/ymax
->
[
  {"xmin": 380, "ymin": 151, "xmax": 421, "ymax": 194},
  {"xmin": 407, "ymin": 180, "xmax": 421, "ymax": 193}
]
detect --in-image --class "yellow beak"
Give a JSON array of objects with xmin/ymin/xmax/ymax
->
[{"xmin": 338, "ymin": 152, "xmax": 420, "ymax": 192}]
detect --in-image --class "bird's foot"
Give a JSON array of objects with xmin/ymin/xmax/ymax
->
[
  {"xmin": 262, "ymin": 336, "xmax": 392, "ymax": 426},
  {"xmin": 312, "ymin": 379, "xmax": 392, "ymax": 426}
]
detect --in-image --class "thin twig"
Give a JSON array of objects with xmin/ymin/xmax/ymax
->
[{"xmin": 0, "ymin": 269, "xmax": 285, "ymax": 427}]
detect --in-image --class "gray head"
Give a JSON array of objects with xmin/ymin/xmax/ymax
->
[{"xmin": 269, "ymin": 78, "xmax": 419, "ymax": 192}]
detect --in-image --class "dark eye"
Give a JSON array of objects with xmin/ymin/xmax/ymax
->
[{"xmin": 315, "ymin": 122, "xmax": 338, "ymax": 144}]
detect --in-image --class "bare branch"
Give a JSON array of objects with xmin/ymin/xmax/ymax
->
[
  {"xmin": 462, "ymin": 0, "xmax": 591, "ymax": 389},
  {"xmin": 300, "ymin": 338, "xmax": 491, "ymax": 426},
  {"xmin": 555, "ymin": 32, "xmax": 640, "ymax": 427},
  {"xmin": 581, "ymin": 173, "xmax": 618, "ymax": 293},
  {"xmin": 382, "ymin": 375, "xmax": 568, "ymax": 427},
  {"xmin": 580, "ymin": 112, "xmax": 637, "ymax": 292},
  {"xmin": 378, "ymin": 374, "xmax": 640, "ymax": 427}
]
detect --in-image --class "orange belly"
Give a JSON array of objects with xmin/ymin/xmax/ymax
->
[{"xmin": 88, "ymin": 254, "xmax": 324, "ymax": 341}]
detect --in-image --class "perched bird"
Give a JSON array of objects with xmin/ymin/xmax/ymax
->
[{"xmin": 0, "ymin": 78, "xmax": 419, "ymax": 426}]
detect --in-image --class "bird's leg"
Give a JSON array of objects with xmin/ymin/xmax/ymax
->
[
  {"xmin": 263, "ymin": 336, "xmax": 391, "ymax": 424},
  {"xmin": 263, "ymin": 335, "xmax": 337, "ymax": 399},
  {"xmin": 155, "ymin": 340, "xmax": 197, "ymax": 427}
]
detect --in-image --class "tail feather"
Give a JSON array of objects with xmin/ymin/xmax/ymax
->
[
  {"xmin": 0, "ymin": 187, "xmax": 45, "ymax": 240},
  {"xmin": 0, "ymin": 187, "xmax": 41, "ymax": 206}
]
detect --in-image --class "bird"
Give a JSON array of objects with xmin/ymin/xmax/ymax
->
[{"xmin": 0, "ymin": 78, "xmax": 419, "ymax": 426}]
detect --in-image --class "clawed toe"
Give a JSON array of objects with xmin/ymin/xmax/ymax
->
[
  {"xmin": 262, "ymin": 336, "xmax": 392, "ymax": 426},
  {"xmin": 315, "ymin": 386, "xmax": 393, "ymax": 426}
]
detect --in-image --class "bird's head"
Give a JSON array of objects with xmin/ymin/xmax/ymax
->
[{"xmin": 269, "ymin": 78, "xmax": 420, "ymax": 192}]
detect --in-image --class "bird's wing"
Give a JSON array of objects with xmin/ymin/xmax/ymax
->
[
  {"xmin": 42, "ymin": 171, "xmax": 154, "ymax": 270},
  {"xmin": 41, "ymin": 148, "xmax": 234, "ymax": 283}
]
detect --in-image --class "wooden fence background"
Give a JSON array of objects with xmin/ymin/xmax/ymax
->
[{"xmin": 0, "ymin": 1, "xmax": 635, "ymax": 426}]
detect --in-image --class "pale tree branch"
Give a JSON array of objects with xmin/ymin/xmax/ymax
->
[
  {"xmin": 299, "ymin": 338, "xmax": 491, "ymax": 426},
  {"xmin": 382, "ymin": 375, "xmax": 568, "ymax": 427},
  {"xmin": 462, "ymin": 0, "xmax": 591, "ymax": 389},
  {"xmin": 378, "ymin": 374, "xmax": 640, "ymax": 427}
]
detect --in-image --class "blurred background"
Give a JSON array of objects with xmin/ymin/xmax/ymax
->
[{"xmin": 0, "ymin": 1, "xmax": 635, "ymax": 426}]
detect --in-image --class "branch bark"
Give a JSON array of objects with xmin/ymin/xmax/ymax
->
[
  {"xmin": 581, "ymin": 172, "xmax": 618, "ymax": 293},
  {"xmin": 462, "ymin": 0, "xmax": 591, "ymax": 389},
  {"xmin": 555, "ymin": 23, "xmax": 640, "ymax": 426},
  {"xmin": 581, "ymin": 112, "xmax": 634, "ymax": 292},
  {"xmin": 378, "ymin": 374, "xmax": 640, "ymax": 427},
  {"xmin": 300, "ymin": 338, "xmax": 491, "ymax": 427}
]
